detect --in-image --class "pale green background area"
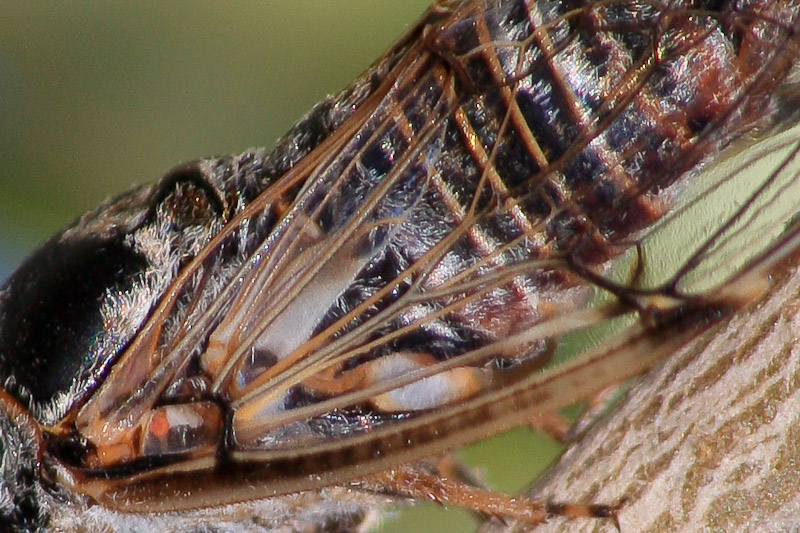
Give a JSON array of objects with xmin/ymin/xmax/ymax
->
[
  {"xmin": 0, "ymin": 2, "xmax": 433, "ymax": 277},
  {"xmin": 0, "ymin": 3, "xmax": 564, "ymax": 532}
]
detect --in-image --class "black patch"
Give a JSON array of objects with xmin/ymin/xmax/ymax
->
[
  {"xmin": 687, "ymin": 114, "xmax": 711, "ymax": 137},
  {"xmin": 0, "ymin": 236, "xmax": 147, "ymax": 411}
]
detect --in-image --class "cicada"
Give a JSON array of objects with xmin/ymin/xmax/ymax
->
[{"xmin": 2, "ymin": 1, "xmax": 800, "ymax": 532}]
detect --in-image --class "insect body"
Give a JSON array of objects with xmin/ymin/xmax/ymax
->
[{"xmin": 1, "ymin": 1, "xmax": 800, "ymax": 531}]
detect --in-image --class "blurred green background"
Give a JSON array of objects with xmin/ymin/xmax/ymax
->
[
  {"xmin": 0, "ymin": 3, "xmax": 564, "ymax": 531},
  {"xmin": 0, "ymin": 1, "xmax": 433, "ymax": 278}
]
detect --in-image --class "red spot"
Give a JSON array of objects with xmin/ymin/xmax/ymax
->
[{"xmin": 149, "ymin": 410, "xmax": 170, "ymax": 440}]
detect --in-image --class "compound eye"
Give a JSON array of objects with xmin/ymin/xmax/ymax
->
[{"xmin": 152, "ymin": 166, "xmax": 227, "ymax": 231}]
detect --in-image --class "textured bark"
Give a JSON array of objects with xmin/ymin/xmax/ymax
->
[{"xmin": 481, "ymin": 264, "xmax": 800, "ymax": 533}]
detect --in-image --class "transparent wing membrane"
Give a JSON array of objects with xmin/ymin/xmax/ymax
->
[{"xmin": 45, "ymin": 0, "xmax": 800, "ymax": 513}]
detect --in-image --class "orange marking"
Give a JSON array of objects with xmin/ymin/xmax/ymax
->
[
  {"xmin": 149, "ymin": 410, "xmax": 170, "ymax": 440},
  {"xmin": 93, "ymin": 442, "xmax": 135, "ymax": 468}
]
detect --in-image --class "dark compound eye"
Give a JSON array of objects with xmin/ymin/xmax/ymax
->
[{"xmin": 151, "ymin": 165, "xmax": 227, "ymax": 230}]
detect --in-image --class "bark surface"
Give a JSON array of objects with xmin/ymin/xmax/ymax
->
[{"xmin": 482, "ymin": 264, "xmax": 800, "ymax": 532}]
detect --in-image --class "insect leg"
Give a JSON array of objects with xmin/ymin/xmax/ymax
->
[{"xmin": 358, "ymin": 464, "xmax": 622, "ymax": 526}]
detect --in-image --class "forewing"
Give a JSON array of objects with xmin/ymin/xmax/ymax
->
[{"xmin": 64, "ymin": 0, "xmax": 800, "ymax": 512}]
